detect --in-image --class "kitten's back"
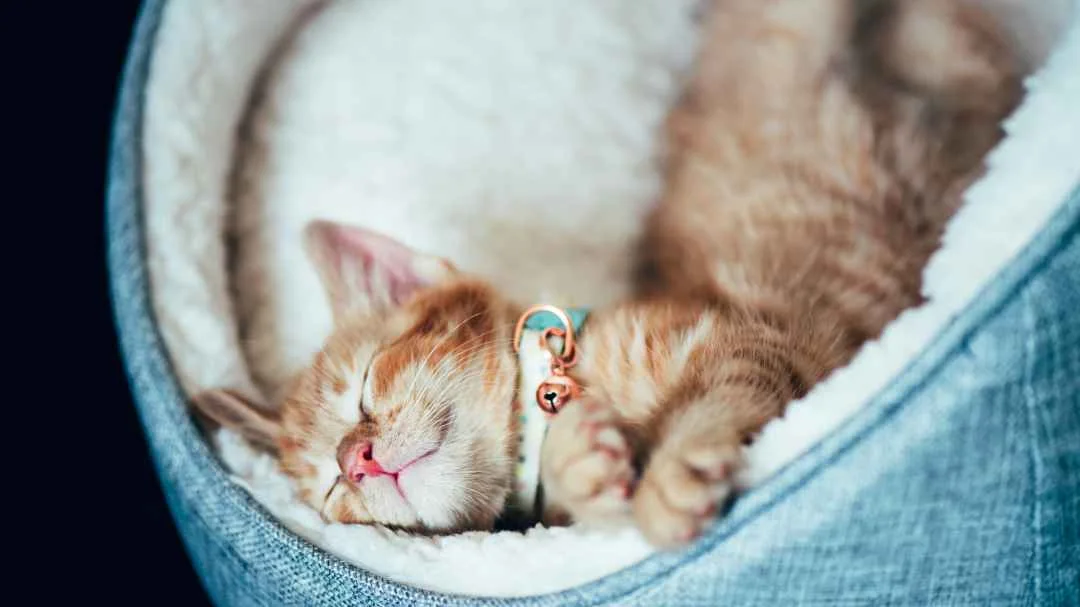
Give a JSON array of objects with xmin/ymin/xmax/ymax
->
[{"xmin": 640, "ymin": 0, "xmax": 1022, "ymax": 349}]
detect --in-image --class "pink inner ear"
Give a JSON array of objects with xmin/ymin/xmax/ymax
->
[
  {"xmin": 309, "ymin": 221, "xmax": 435, "ymax": 310},
  {"xmin": 336, "ymin": 226, "xmax": 427, "ymax": 304}
]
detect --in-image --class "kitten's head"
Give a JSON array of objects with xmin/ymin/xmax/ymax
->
[{"xmin": 194, "ymin": 221, "xmax": 522, "ymax": 532}]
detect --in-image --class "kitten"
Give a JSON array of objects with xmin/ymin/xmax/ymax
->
[{"xmin": 193, "ymin": 0, "xmax": 1022, "ymax": 547}]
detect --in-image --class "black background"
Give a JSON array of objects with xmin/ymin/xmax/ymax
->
[{"xmin": 13, "ymin": 3, "xmax": 212, "ymax": 604}]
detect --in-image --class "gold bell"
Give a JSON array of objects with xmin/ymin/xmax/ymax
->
[{"xmin": 535, "ymin": 375, "xmax": 581, "ymax": 415}]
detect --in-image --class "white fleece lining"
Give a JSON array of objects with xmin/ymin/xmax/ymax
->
[
  {"xmin": 143, "ymin": 0, "xmax": 324, "ymax": 405},
  {"xmin": 142, "ymin": 0, "xmax": 1080, "ymax": 597}
]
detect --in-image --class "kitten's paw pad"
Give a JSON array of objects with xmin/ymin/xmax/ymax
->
[
  {"xmin": 540, "ymin": 399, "xmax": 634, "ymax": 523},
  {"xmin": 632, "ymin": 444, "xmax": 740, "ymax": 548}
]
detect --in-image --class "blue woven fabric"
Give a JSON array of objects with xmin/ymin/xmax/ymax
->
[{"xmin": 108, "ymin": 1, "xmax": 1080, "ymax": 604}]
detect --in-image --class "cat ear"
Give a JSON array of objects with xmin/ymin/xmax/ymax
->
[
  {"xmin": 191, "ymin": 389, "xmax": 281, "ymax": 454},
  {"xmin": 304, "ymin": 220, "xmax": 457, "ymax": 324}
]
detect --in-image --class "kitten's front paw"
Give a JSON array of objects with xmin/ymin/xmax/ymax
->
[
  {"xmin": 632, "ymin": 441, "xmax": 740, "ymax": 548},
  {"xmin": 540, "ymin": 398, "xmax": 634, "ymax": 525}
]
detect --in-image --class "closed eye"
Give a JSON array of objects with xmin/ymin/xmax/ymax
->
[
  {"xmin": 319, "ymin": 475, "xmax": 345, "ymax": 521},
  {"xmin": 357, "ymin": 365, "xmax": 372, "ymax": 418}
]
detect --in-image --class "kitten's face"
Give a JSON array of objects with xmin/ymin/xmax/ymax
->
[
  {"xmin": 194, "ymin": 222, "xmax": 521, "ymax": 532},
  {"xmin": 279, "ymin": 282, "xmax": 519, "ymax": 531}
]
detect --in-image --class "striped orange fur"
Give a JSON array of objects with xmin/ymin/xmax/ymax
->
[
  {"xmin": 543, "ymin": 0, "xmax": 1022, "ymax": 547},
  {"xmin": 192, "ymin": 0, "xmax": 1022, "ymax": 547}
]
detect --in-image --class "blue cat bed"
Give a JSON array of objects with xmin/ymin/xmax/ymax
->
[{"xmin": 109, "ymin": 0, "xmax": 1080, "ymax": 604}]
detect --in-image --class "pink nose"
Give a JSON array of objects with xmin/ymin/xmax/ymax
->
[{"xmin": 344, "ymin": 441, "xmax": 388, "ymax": 483}]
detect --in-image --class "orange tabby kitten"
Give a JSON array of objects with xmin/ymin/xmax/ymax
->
[{"xmin": 194, "ymin": 0, "xmax": 1022, "ymax": 547}]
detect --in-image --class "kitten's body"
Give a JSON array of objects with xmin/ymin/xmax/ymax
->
[
  {"xmin": 196, "ymin": 0, "xmax": 1022, "ymax": 547},
  {"xmin": 545, "ymin": 0, "xmax": 1021, "ymax": 544}
]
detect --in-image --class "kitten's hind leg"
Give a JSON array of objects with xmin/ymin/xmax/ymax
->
[
  {"xmin": 856, "ymin": 0, "xmax": 1024, "ymax": 216},
  {"xmin": 690, "ymin": 0, "xmax": 857, "ymax": 107},
  {"xmin": 666, "ymin": 0, "xmax": 859, "ymax": 159},
  {"xmin": 859, "ymin": 0, "xmax": 1020, "ymax": 106}
]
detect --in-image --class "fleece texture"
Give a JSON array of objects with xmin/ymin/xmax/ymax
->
[
  {"xmin": 229, "ymin": 0, "xmax": 702, "ymax": 404},
  {"xmin": 141, "ymin": 0, "xmax": 1079, "ymax": 596}
]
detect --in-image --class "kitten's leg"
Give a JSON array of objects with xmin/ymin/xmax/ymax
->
[
  {"xmin": 651, "ymin": 0, "xmax": 863, "ymax": 297},
  {"xmin": 861, "ymin": 0, "xmax": 1020, "ymax": 110},
  {"xmin": 629, "ymin": 316, "xmax": 838, "ymax": 547},
  {"xmin": 857, "ymin": 0, "xmax": 1024, "ymax": 221},
  {"xmin": 539, "ymin": 398, "xmax": 635, "ymax": 526},
  {"xmin": 684, "ymin": 0, "xmax": 856, "ymax": 114},
  {"xmin": 544, "ymin": 302, "xmax": 838, "ymax": 541},
  {"xmin": 632, "ymin": 400, "xmax": 751, "ymax": 547}
]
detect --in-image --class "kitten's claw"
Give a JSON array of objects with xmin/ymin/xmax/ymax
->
[
  {"xmin": 540, "ymin": 398, "xmax": 634, "ymax": 526},
  {"xmin": 632, "ymin": 442, "xmax": 740, "ymax": 548}
]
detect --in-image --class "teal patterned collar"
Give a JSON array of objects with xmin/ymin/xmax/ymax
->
[
  {"xmin": 520, "ymin": 307, "xmax": 589, "ymax": 335},
  {"xmin": 510, "ymin": 305, "xmax": 590, "ymax": 517}
]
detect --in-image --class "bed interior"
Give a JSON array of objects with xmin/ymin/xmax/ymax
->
[{"xmin": 141, "ymin": 0, "xmax": 1080, "ymax": 597}]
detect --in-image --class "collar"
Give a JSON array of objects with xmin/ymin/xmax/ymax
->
[{"xmin": 510, "ymin": 305, "xmax": 589, "ymax": 517}]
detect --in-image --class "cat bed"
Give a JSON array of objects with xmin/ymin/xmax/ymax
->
[{"xmin": 109, "ymin": 0, "xmax": 1080, "ymax": 604}]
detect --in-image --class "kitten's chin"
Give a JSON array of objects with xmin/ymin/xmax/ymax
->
[{"xmin": 398, "ymin": 451, "xmax": 508, "ymax": 532}]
